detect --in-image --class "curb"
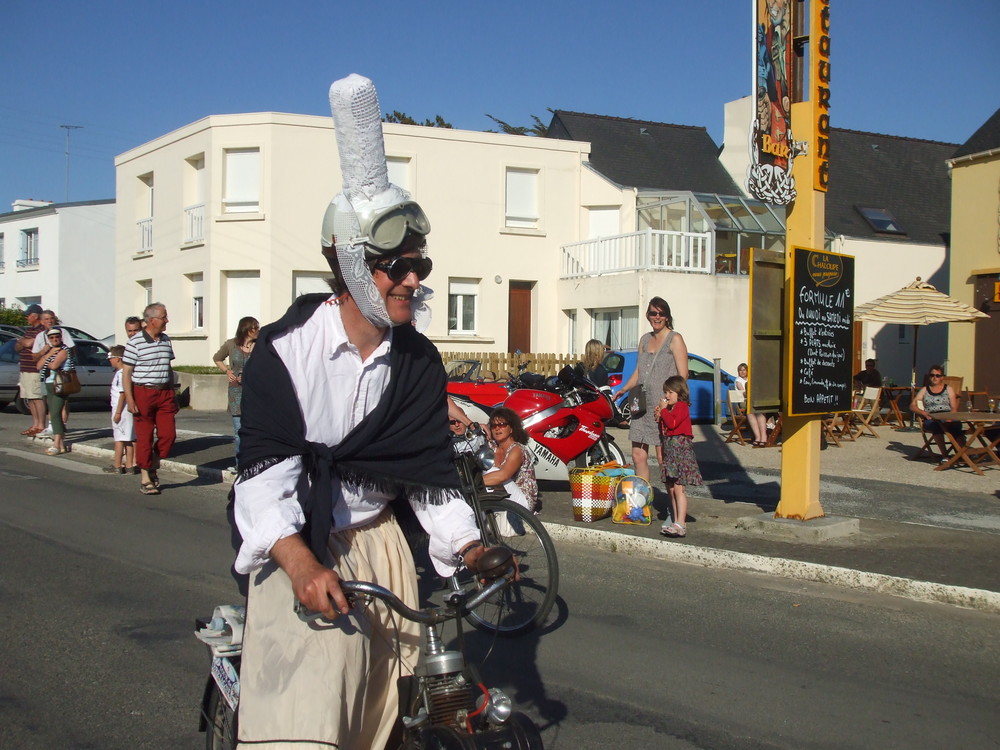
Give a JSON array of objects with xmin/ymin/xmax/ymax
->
[
  {"xmin": 67, "ymin": 441, "xmax": 236, "ymax": 485},
  {"xmin": 52, "ymin": 438, "xmax": 1000, "ymax": 615},
  {"xmin": 542, "ymin": 522, "xmax": 1000, "ymax": 615}
]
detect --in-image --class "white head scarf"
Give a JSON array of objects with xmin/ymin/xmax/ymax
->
[{"xmin": 322, "ymin": 74, "xmax": 429, "ymax": 329}]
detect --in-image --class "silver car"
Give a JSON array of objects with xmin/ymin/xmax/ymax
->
[{"xmin": 0, "ymin": 338, "xmax": 115, "ymax": 413}]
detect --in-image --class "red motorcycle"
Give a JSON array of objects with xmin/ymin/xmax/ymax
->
[{"xmin": 448, "ymin": 363, "xmax": 627, "ymax": 481}]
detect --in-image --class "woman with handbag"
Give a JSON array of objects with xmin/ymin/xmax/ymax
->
[
  {"xmin": 619, "ymin": 297, "xmax": 688, "ymax": 482},
  {"xmin": 212, "ymin": 316, "xmax": 259, "ymax": 469},
  {"xmin": 37, "ymin": 328, "xmax": 77, "ymax": 456}
]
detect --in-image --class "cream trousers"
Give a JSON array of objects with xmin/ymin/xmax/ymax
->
[{"xmin": 237, "ymin": 511, "xmax": 420, "ymax": 749}]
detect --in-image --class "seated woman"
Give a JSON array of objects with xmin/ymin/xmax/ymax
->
[
  {"xmin": 575, "ymin": 339, "xmax": 609, "ymax": 387},
  {"xmin": 912, "ymin": 365, "xmax": 964, "ymax": 460},
  {"xmin": 735, "ymin": 362, "xmax": 769, "ymax": 447},
  {"xmin": 482, "ymin": 407, "xmax": 538, "ymax": 513}
]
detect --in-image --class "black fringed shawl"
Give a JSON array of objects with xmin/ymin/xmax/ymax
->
[{"xmin": 235, "ymin": 293, "xmax": 459, "ymax": 564}]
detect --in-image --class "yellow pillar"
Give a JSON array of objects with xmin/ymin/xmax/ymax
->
[{"xmin": 775, "ymin": 100, "xmax": 826, "ymax": 521}]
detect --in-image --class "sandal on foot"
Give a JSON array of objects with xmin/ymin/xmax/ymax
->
[
  {"xmin": 45, "ymin": 447, "xmax": 66, "ymax": 456},
  {"xmin": 148, "ymin": 469, "xmax": 160, "ymax": 488},
  {"xmin": 139, "ymin": 482, "xmax": 161, "ymax": 495},
  {"xmin": 102, "ymin": 465, "xmax": 126, "ymax": 474},
  {"xmin": 661, "ymin": 522, "xmax": 686, "ymax": 537}
]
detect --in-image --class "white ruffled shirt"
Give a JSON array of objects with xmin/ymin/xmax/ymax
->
[{"xmin": 233, "ymin": 299, "xmax": 479, "ymax": 576}]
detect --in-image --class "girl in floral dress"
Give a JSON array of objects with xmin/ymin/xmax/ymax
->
[{"xmin": 656, "ymin": 375, "xmax": 703, "ymax": 538}]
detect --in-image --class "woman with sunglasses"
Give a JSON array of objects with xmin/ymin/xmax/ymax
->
[
  {"xmin": 618, "ymin": 297, "xmax": 689, "ymax": 482},
  {"xmin": 37, "ymin": 328, "xmax": 76, "ymax": 455},
  {"xmin": 482, "ymin": 407, "xmax": 538, "ymax": 513},
  {"xmin": 913, "ymin": 365, "xmax": 964, "ymax": 460},
  {"xmin": 213, "ymin": 316, "xmax": 260, "ymax": 469}
]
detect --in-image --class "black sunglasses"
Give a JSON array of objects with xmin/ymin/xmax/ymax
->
[
  {"xmin": 448, "ymin": 419, "xmax": 462, "ymax": 426},
  {"xmin": 373, "ymin": 256, "xmax": 433, "ymax": 283}
]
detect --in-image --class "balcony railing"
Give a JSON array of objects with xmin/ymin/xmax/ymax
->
[
  {"xmin": 561, "ymin": 229, "xmax": 713, "ymax": 278},
  {"xmin": 184, "ymin": 203, "xmax": 205, "ymax": 243},
  {"xmin": 16, "ymin": 257, "xmax": 40, "ymax": 268},
  {"xmin": 137, "ymin": 217, "xmax": 153, "ymax": 253}
]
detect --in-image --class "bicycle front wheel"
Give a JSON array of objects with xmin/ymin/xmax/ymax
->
[
  {"xmin": 463, "ymin": 499, "xmax": 559, "ymax": 636},
  {"xmin": 204, "ymin": 681, "xmax": 238, "ymax": 750}
]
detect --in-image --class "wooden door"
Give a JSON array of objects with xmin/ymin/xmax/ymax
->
[
  {"xmin": 973, "ymin": 276, "xmax": 1000, "ymax": 393},
  {"xmin": 507, "ymin": 282, "xmax": 533, "ymax": 353}
]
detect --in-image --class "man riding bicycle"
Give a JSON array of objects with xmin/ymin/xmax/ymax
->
[{"xmin": 231, "ymin": 74, "xmax": 488, "ymax": 749}]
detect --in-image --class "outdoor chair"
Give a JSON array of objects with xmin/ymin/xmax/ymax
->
[
  {"xmin": 724, "ymin": 389, "xmax": 750, "ymax": 446},
  {"xmin": 822, "ymin": 411, "xmax": 856, "ymax": 446},
  {"xmin": 940, "ymin": 376, "xmax": 964, "ymax": 422},
  {"xmin": 851, "ymin": 386, "xmax": 882, "ymax": 438},
  {"xmin": 764, "ymin": 414, "xmax": 783, "ymax": 447},
  {"xmin": 961, "ymin": 389, "xmax": 989, "ymax": 412}
]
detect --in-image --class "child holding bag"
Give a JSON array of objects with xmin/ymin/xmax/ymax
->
[{"xmin": 655, "ymin": 375, "xmax": 703, "ymax": 538}]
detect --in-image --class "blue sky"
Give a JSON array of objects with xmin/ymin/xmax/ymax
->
[{"xmin": 2, "ymin": 1, "xmax": 998, "ymax": 211}]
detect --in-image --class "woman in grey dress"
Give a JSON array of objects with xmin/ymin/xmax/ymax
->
[{"xmin": 620, "ymin": 297, "xmax": 689, "ymax": 481}]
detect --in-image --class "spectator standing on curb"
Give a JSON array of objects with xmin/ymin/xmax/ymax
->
[
  {"xmin": 104, "ymin": 345, "xmax": 137, "ymax": 474},
  {"xmin": 15, "ymin": 304, "xmax": 47, "ymax": 436},
  {"xmin": 31, "ymin": 309, "xmax": 76, "ymax": 433},
  {"xmin": 37, "ymin": 328, "xmax": 75, "ymax": 456},
  {"xmin": 212, "ymin": 316, "xmax": 259, "ymax": 470},
  {"xmin": 122, "ymin": 303, "xmax": 177, "ymax": 496}
]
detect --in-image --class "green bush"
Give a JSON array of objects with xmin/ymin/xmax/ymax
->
[
  {"xmin": 0, "ymin": 304, "xmax": 28, "ymax": 326},
  {"xmin": 173, "ymin": 365, "xmax": 224, "ymax": 375}
]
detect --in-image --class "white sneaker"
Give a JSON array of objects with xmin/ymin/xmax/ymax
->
[{"xmin": 38, "ymin": 427, "xmax": 53, "ymax": 437}]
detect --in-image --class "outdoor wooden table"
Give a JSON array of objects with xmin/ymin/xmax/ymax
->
[
  {"xmin": 933, "ymin": 411, "xmax": 1000, "ymax": 475},
  {"xmin": 881, "ymin": 386, "xmax": 914, "ymax": 429}
]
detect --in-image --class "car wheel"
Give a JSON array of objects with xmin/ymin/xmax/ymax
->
[{"xmin": 15, "ymin": 397, "xmax": 30, "ymax": 416}]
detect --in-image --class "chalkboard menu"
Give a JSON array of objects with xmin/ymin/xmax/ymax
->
[{"xmin": 788, "ymin": 247, "xmax": 855, "ymax": 416}]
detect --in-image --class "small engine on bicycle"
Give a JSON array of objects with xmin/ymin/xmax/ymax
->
[{"xmin": 397, "ymin": 548, "xmax": 543, "ymax": 749}]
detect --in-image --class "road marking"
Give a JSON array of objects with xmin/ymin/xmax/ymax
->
[{"xmin": 0, "ymin": 448, "xmax": 106, "ymax": 475}]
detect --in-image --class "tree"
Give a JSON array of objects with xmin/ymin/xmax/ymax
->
[
  {"xmin": 383, "ymin": 111, "xmax": 453, "ymax": 128},
  {"xmin": 485, "ymin": 112, "xmax": 551, "ymax": 137}
]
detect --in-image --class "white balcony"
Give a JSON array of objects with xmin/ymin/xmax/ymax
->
[
  {"xmin": 561, "ymin": 229, "xmax": 713, "ymax": 278},
  {"xmin": 137, "ymin": 217, "xmax": 153, "ymax": 253},
  {"xmin": 184, "ymin": 203, "xmax": 205, "ymax": 243}
]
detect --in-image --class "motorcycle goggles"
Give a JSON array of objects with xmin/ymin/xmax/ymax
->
[
  {"xmin": 355, "ymin": 200, "xmax": 431, "ymax": 252},
  {"xmin": 373, "ymin": 255, "xmax": 433, "ymax": 283}
]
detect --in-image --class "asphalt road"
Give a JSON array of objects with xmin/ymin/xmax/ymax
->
[{"xmin": 0, "ymin": 448, "xmax": 997, "ymax": 749}]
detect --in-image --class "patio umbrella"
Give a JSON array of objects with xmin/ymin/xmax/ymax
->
[{"xmin": 854, "ymin": 277, "xmax": 989, "ymax": 386}]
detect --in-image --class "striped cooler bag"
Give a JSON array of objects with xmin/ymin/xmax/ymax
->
[{"xmin": 568, "ymin": 463, "xmax": 634, "ymax": 522}]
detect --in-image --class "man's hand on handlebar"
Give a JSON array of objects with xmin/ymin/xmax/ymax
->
[
  {"xmin": 272, "ymin": 534, "xmax": 351, "ymax": 620},
  {"xmin": 463, "ymin": 543, "xmax": 520, "ymax": 582}
]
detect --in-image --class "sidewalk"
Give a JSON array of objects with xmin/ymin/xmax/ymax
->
[{"xmin": 5, "ymin": 408, "xmax": 998, "ymax": 613}]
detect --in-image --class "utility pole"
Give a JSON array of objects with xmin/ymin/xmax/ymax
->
[{"xmin": 59, "ymin": 125, "xmax": 83, "ymax": 201}]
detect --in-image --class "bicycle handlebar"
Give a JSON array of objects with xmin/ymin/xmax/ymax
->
[{"xmin": 294, "ymin": 550, "xmax": 515, "ymax": 625}]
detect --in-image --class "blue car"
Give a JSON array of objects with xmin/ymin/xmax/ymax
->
[{"xmin": 602, "ymin": 350, "xmax": 735, "ymax": 422}]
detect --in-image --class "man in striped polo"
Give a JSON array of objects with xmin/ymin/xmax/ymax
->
[
  {"xmin": 15, "ymin": 304, "xmax": 47, "ymax": 435},
  {"xmin": 122, "ymin": 303, "xmax": 177, "ymax": 495}
]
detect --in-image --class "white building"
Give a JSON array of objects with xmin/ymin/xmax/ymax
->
[
  {"xmin": 113, "ymin": 113, "xmax": 611, "ymax": 365},
  {"xmin": 0, "ymin": 199, "xmax": 116, "ymax": 339}
]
